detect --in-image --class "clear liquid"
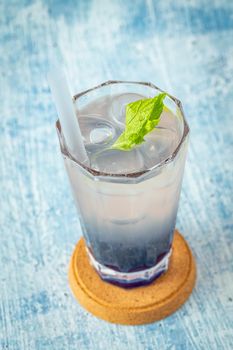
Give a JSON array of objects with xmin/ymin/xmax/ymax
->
[
  {"xmin": 62, "ymin": 92, "xmax": 187, "ymax": 284},
  {"xmin": 77, "ymin": 93, "xmax": 182, "ymax": 174}
]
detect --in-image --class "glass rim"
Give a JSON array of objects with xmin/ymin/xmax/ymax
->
[{"xmin": 57, "ymin": 80, "xmax": 189, "ymax": 180}]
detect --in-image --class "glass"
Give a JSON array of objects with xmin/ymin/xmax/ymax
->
[{"xmin": 56, "ymin": 81, "xmax": 189, "ymax": 287}]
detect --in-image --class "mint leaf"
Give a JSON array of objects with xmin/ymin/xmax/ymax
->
[{"xmin": 111, "ymin": 93, "xmax": 166, "ymax": 151}]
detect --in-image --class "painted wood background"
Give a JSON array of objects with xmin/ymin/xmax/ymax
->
[{"xmin": 0, "ymin": 0, "xmax": 232, "ymax": 349}]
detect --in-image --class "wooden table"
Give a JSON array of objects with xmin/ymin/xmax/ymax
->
[{"xmin": 0, "ymin": 1, "xmax": 232, "ymax": 349}]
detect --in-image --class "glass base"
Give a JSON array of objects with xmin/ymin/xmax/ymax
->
[{"xmin": 87, "ymin": 248, "xmax": 172, "ymax": 287}]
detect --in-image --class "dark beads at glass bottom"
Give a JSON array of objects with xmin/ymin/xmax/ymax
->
[{"xmin": 87, "ymin": 246, "xmax": 172, "ymax": 287}]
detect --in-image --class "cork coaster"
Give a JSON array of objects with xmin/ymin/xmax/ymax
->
[{"xmin": 69, "ymin": 230, "xmax": 196, "ymax": 325}]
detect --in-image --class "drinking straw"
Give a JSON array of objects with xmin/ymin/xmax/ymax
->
[{"xmin": 48, "ymin": 69, "xmax": 89, "ymax": 165}]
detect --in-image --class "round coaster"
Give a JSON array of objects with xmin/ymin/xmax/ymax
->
[{"xmin": 69, "ymin": 230, "xmax": 196, "ymax": 325}]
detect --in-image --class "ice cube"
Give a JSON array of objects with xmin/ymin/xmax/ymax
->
[
  {"xmin": 142, "ymin": 127, "xmax": 177, "ymax": 168},
  {"xmin": 78, "ymin": 116, "xmax": 116, "ymax": 151},
  {"xmin": 90, "ymin": 148, "xmax": 145, "ymax": 174},
  {"xmin": 110, "ymin": 93, "xmax": 146, "ymax": 128},
  {"xmin": 159, "ymin": 109, "xmax": 182, "ymax": 139}
]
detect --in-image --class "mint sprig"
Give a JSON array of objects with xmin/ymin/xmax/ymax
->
[{"xmin": 111, "ymin": 93, "xmax": 166, "ymax": 151}]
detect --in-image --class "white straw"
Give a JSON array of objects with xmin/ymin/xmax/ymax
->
[{"xmin": 48, "ymin": 69, "xmax": 89, "ymax": 165}]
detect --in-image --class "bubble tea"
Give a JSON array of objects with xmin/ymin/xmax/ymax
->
[{"xmin": 57, "ymin": 81, "xmax": 189, "ymax": 287}]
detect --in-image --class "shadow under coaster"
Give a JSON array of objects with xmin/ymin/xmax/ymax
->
[{"xmin": 69, "ymin": 230, "xmax": 196, "ymax": 325}]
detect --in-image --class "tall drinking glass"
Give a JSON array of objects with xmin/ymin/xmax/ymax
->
[{"xmin": 56, "ymin": 81, "xmax": 189, "ymax": 287}]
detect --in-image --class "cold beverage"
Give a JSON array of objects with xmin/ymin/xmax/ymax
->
[{"xmin": 57, "ymin": 81, "xmax": 189, "ymax": 286}]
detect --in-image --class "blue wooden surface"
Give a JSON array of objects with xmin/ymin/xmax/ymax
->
[{"xmin": 0, "ymin": 1, "xmax": 233, "ymax": 349}]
